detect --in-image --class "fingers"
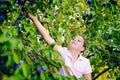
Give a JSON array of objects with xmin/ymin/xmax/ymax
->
[
  {"xmin": 27, "ymin": 12, "xmax": 36, "ymax": 20},
  {"xmin": 24, "ymin": 8, "xmax": 32, "ymax": 19},
  {"xmin": 24, "ymin": 8, "xmax": 36, "ymax": 20}
]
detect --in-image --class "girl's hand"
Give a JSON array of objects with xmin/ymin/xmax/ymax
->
[
  {"xmin": 25, "ymin": 9, "xmax": 35, "ymax": 20},
  {"xmin": 27, "ymin": 12, "xmax": 36, "ymax": 20}
]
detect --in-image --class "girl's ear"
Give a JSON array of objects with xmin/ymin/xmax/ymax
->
[{"xmin": 81, "ymin": 46, "xmax": 85, "ymax": 52}]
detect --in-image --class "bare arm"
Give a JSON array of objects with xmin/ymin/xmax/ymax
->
[
  {"xmin": 27, "ymin": 12, "xmax": 58, "ymax": 50},
  {"xmin": 83, "ymin": 73, "xmax": 92, "ymax": 80}
]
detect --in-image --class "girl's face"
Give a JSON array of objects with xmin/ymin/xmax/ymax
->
[{"xmin": 68, "ymin": 35, "xmax": 85, "ymax": 51}]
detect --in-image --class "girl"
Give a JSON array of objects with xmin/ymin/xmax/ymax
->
[{"xmin": 27, "ymin": 12, "xmax": 92, "ymax": 80}]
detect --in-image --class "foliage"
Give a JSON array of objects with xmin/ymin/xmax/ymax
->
[{"xmin": 0, "ymin": 0, "xmax": 120, "ymax": 80}]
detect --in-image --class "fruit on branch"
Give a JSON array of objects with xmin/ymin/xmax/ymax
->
[
  {"xmin": 29, "ymin": 0, "xmax": 34, "ymax": 6},
  {"xmin": 18, "ymin": 14, "xmax": 23, "ymax": 20},
  {"xmin": 41, "ymin": 66, "xmax": 46, "ymax": 71},
  {"xmin": 0, "ymin": 0, "xmax": 5, "ymax": 4},
  {"xmin": 0, "ymin": 8, "xmax": 6, "ymax": 21},
  {"xmin": 87, "ymin": 0, "xmax": 92, "ymax": 4},
  {"xmin": 14, "ymin": 64, "xmax": 20, "ymax": 70},
  {"xmin": 27, "ymin": 19, "xmax": 31, "ymax": 23},
  {"xmin": 17, "ymin": 0, "xmax": 25, "ymax": 5},
  {"xmin": 13, "ymin": 60, "xmax": 24, "ymax": 70},
  {"xmin": 37, "ymin": 66, "xmax": 46, "ymax": 74},
  {"xmin": 0, "ymin": 15, "xmax": 4, "ymax": 21}
]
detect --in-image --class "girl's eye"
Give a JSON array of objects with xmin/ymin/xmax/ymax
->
[{"xmin": 78, "ymin": 40, "xmax": 81, "ymax": 42}]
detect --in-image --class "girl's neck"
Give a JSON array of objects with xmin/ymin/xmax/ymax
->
[{"xmin": 68, "ymin": 48, "xmax": 81, "ymax": 62}]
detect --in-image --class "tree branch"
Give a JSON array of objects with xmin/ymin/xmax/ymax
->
[
  {"xmin": 92, "ymin": 67, "xmax": 111, "ymax": 80},
  {"xmin": 92, "ymin": 64, "xmax": 118, "ymax": 80},
  {"xmin": 86, "ymin": 54, "xmax": 95, "ymax": 58}
]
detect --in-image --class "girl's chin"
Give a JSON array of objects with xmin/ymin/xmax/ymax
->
[{"xmin": 68, "ymin": 45, "xmax": 77, "ymax": 49}]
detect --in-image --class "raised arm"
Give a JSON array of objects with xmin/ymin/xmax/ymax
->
[
  {"xmin": 83, "ymin": 73, "xmax": 92, "ymax": 80},
  {"xmin": 27, "ymin": 12, "xmax": 58, "ymax": 50}
]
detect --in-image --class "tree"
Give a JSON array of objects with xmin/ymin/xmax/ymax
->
[{"xmin": 0, "ymin": 0, "xmax": 120, "ymax": 80}]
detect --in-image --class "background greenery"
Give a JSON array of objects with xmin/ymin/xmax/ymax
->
[{"xmin": 0, "ymin": 0, "xmax": 120, "ymax": 80}]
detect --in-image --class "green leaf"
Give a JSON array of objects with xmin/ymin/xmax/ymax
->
[
  {"xmin": 6, "ymin": 55, "xmax": 14, "ymax": 66},
  {"xmin": 40, "ymin": 73, "xmax": 46, "ymax": 80},
  {"xmin": 48, "ymin": 43, "xmax": 55, "ymax": 50},
  {"xmin": 45, "ymin": 50, "xmax": 51, "ymax": 60},
  {"xmin": 0, "ymin": 29, "xmax": 8, "ymax": 42},
  {"xmin": 9, "ymin": 38, "xmax": 19, "ymax": 49},
  {"xmin": 49, "ymin": 60, "xmax": 61, "ymax": 68},
  {"xmin": 21, "ymin": 63, "xmax": 30, "ymax": 78},
  {"xmin": 7, "ymin": 74, "xmax": 24, "ymax": 80},
  {"xmin": 12, "ymin": 52, "xmax": 20, "ymax": 64}
]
